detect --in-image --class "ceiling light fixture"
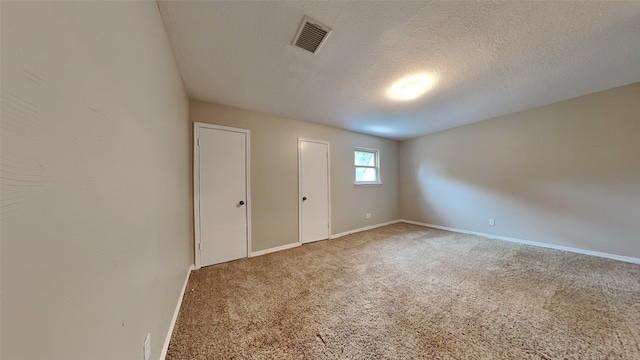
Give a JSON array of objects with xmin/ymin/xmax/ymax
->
[
  {"xmin": 400, "ymin": 81, "xmax": 425, "ymax": 99},
  {"xmin": 387, "ymin": 75, "xmax": 435, "ymax": 101}
]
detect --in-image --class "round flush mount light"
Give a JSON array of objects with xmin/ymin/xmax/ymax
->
[
  {"xmin": 400, "ymin": 81, "xmax": 426, "ymax": 99},
  {"xmin": 387, "ymin": 75, "xmax": 435, "ymax": 101}
]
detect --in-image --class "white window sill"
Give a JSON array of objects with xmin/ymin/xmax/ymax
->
[{"xmin": 354, "ymin": 182, "xmax": 383, "ymax": 186}]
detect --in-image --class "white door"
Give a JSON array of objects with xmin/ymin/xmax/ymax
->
[
  {"xmin": 195, "ymin": 124, "xmax": 249, "ymax": 268},
  {"xmin": 299, "ymin": 139, "xmax": 330, "ymax": 244}
]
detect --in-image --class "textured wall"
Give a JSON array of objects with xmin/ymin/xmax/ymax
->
[
  {"xmin": 399, "ymin": 83, "xmax": 640, "ymax": 258},
  {"xmin": 190, "ymin": 100, "xmax": 400, "ymax": 252},
  {"xmin": 1, "ymin": 2, "xmax": 192, "ymax": 359}
]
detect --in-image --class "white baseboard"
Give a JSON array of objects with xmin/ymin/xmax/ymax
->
[
  {"xmin": 250, "ymin": 221, "xmax": 404, "ymax": 258},
  {"xmin": 160, "ymin": 264, "xmax": 195, "ymax": 360},
  {"xmin": 401, "ymin": 220, "xmax": 640, "ymax": 264},
  {"xmin": 250, "ymin": 242, "xmax": 300, "ymax": 257},
  {"xmin": 330, "ymin": 219, "xmax": 402, "ymax": 239}
]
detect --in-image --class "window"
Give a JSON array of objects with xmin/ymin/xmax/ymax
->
[{"xmin": 354, "ymin": 148, "xmax": 381, "ymax": 185}]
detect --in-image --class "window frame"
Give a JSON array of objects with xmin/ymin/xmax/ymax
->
[{"xmin": 354, "ymin": 147, "xmax": 382, "ymax": 186}]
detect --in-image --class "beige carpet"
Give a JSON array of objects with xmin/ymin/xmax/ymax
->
[{"xmin": 167, "ymin": 223, "xmax": 640, "ymax": 359}]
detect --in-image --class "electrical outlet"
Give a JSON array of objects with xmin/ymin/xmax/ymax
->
[
  {"xmin": 144, "ymin": 333, "xmax": 151, "ymax": 360},
  {"xmin": 489, "ymin": 219, "xmax": 495, "ymax": 226},
  {"xmin": 365, "ymin": 213, "xmax": 371, "ymax": 219}
]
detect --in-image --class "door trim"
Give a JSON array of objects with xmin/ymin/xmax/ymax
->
[
  {"xmin": 298, "ymin": 138, "xmax": 331, "ymax": 245},
  {"xmin": 194, "ymin": 122, "xmax": 251, "ymax": 269}
]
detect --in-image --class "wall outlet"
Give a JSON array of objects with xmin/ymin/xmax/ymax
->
[
  {"xmin": 488, "ymin": 219, "xmax": 495, "ymax": 226},
  {"xmin": 365, "ymin": 213, "xmax": 371, "ymax": 219},
  {"xmin": 144, "ymin": 333, "xmax": 151, "ymax": 360}
]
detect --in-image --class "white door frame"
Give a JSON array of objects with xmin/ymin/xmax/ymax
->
[
  {"xmin": 298, "ymin": 138, "xmax": 331, "ymax": 245},
  {"xmin": 194, "ymin": 122, "xmax": 252, "ymax": 269}
]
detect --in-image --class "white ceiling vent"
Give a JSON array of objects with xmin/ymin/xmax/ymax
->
[{"xmin": 292, "ymin": 16, "xmax": 332, "ymax": 54}]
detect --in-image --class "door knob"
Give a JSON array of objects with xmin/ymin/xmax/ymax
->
[
  {"xmin": 239, "ymin": 200, "xmax": 245, "ymax": 206},
  {"xmin": 302, "ymin": 196, "xmax": 307, "ymax": 201}
]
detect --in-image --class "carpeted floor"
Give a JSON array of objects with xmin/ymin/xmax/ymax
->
[{"xmin": 167, "ymin": 223, "xmax": 640, "ymax": 359}]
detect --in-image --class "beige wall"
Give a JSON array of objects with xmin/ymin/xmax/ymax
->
[
  {"xmin": 1, "ymin": 2, "xmax": 192, "ymax": 360},
  {"xmin": 400, "ymin": 83, "xmax": 640, "ymax": 258},
  {"xmin": 190, "ymin": 101, "xmax": 400, "ymax": 252}
]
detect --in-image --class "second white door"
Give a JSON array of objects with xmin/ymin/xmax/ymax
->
[{"xmin": 299, "ymin": 139, "xmax": 330, "ymax": 244}]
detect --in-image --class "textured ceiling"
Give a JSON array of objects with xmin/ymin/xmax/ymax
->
[{"xmin": 158, "ymin": 1, "xmax": 640, "ymax": 140}]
